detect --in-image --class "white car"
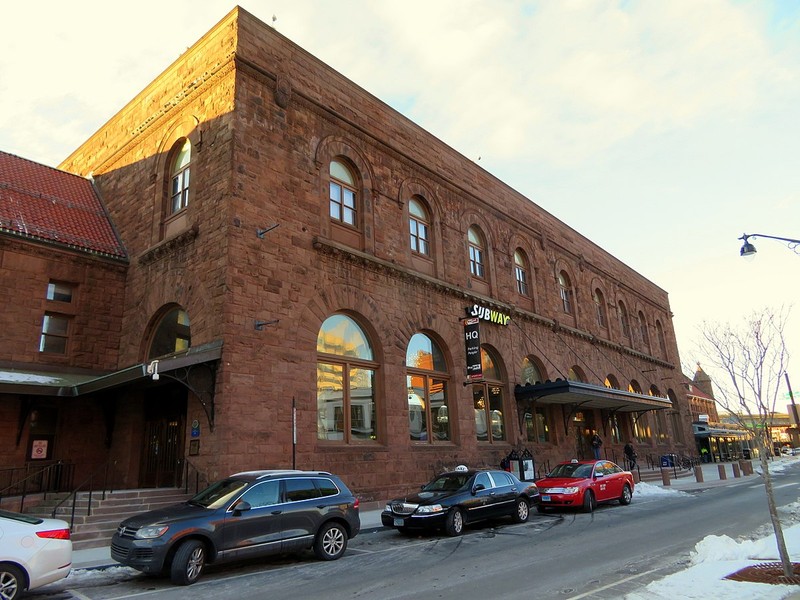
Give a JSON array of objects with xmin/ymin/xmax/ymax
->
[{"xmin": 0, "ymin": 509, "xmax": 72, "ymax": 600}]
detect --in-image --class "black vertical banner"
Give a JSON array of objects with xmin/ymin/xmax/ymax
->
[{"xmin": 463, "ymin": 317, "xmax": 482, "ymax": 380}]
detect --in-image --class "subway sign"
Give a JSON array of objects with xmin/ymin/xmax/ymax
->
[{"xmin": 466, "ymin": 304, "xmax": 511, "ymax": 326}]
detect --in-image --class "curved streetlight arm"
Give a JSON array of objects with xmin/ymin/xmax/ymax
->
[{"xmin": 739, "ymin": 233, "xmax": 800, "ymax": 257}]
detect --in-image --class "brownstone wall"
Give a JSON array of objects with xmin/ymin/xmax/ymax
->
[{"xmin": 53, "ymin": 7, "xmax": 693, "ymax": 501}]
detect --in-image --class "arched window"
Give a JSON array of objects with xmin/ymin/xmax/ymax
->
[
  {"xmin": 520, "ymin": 356, "xmax": 544, "ymax": 385},
  {"xmin": 473, "ymin": 347, "xmax": 505, "ymax": 442},
  {"xmin": 406, "ymin": 333, "xmax": 450, "ymax": 443},
  {"xmin": 628, "ymin": 380, "xmax": 642, "ymax": 394},
  {"xmin": 558, "ymin": 271, "xmax": 573, "ymax": 315},
  {"xmin": 593, "ymin": 288, "xmax": 607, "ymax": 328},
  {"xmin": 409, "ymin": 197, "xmax": 430, "ymax": 257},
  {"xmin": 170, "ymin": 139, "xmax": 191, "ymax": 214},
  {"xmin": 148, "ymin": 307, "xmax": 191, "ymax": 359},
  {"xmin": 329, "ymin": 159, "xmax": 358, "ymax": 227},
  {"xmin": 656, "ymin": 320, "xmax": 668, "ymax": 358},
  {"xmin": 638, "ymin": 311, "xmax": 650, "ymax": 350},
  {"xmin": 468, "ymin": 226, "xmax": 486, "ymax": 279},
  {"xmin": 316, "ymin": 314, "xmax": 378, "ymax": 443},
  {"xmin": 514, "ymin": 249, "xmax": 529, "ymax": 296},
  {"xmin": 619, "ymin": 300, "xmax": 631, "ymax": 339},
  {"xmin": 568, "ymin": 365, "xmax": 586, "ymax": 382},
  {"xmin": 604, "ymin": 374, "xmax": 620, "ymax": 389}
]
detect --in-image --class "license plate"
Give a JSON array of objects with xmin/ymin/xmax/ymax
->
[
  {"xmin": 394, "ymin": 518, "xmax": 404, "ymax": 527},
  {"xmin": 541, "ymin": 495, "xmax": 551, "ymax": 502}
]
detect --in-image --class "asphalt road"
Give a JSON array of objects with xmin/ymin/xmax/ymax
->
[{"xmin": 28, "ymin": 463, "xmax": 800, "ymax": 600}]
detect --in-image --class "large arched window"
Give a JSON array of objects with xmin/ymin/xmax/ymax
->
[
  {"xmin": 468, "ymin": 226, "xmax": 486, "ymax": 279},
  {"xmin": 316, "ymin": 314, "xmax": 378, "ymax": 443},
  {"xmin": 514, "ymin": 249, "xmax": 529, "ymax": 296},
  {"xmin": 593, "ymin": 288, "xmax": 607, "ymax": 329},
  {"xmin": 409, "ymin": 197, "xmax": 431, "ymax": 257},
  {"xmin": 148, "ymin": 307, "xmax": 191, "ymax": 359},
  {"xmin": 407, "ymin": 333, "xmax": 450, "ymax": 442},
  {"xmin": 473, "ymin": 347, "xmax": 505, "ymax": 442},
  {"xmin": 329, "ymin": 159, "xmax": 358, "ymax": 228},
  {"xmin": 170, "ymin": 139, "xmax": 191, "ymax": 215},
  {"xmin": 568, "ymin": 365, "xmax": 586, "ymax": 382},
  {"xmin": 618, "ymin": 300, "xmax": 631, "ymax": 339},
  {"xmin": 558, "ymin": 271, "xmax": 573, "ymax": 315},
  {"xmin": 520, "ymin": 356, "xmax": 544, "ymax": 385},
  {"xmin": 604, "ymin": 374, "xmax": 620, "ymax": 389}
]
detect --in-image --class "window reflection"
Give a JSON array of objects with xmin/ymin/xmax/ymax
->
[
  {"xmin": 316, "ymin": 315, "xmax": 377, "ymax": 443},
  {"xmin": 406, "ymin": 333, "xmax": 450, "ymax": 442}
]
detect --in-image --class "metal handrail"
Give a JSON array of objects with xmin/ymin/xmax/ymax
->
[
  {"xmin": 50, "ymin": 459, "xmax": 118, "ymax": 529},
  {"xmin": 0, "ymin": 461, "xmax": 74, "ymax": 512},
  {"xmin": 181, "ymin": 458, "xmax": 209, "ymax": 496}
]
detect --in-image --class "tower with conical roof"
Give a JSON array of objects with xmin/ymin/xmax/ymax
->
[{"xmin": 693, "ymin": 363, "xmax": 715, "ymax": 399}]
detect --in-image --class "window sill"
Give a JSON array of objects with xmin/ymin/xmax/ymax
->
[{"xmin": 138, "ymin": 223, "xmax": 199, "ymax": 265}]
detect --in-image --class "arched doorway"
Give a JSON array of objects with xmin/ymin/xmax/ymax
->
[{"xmin": 140, "ymin": 306, "xmax": 191, "ymax": 487}]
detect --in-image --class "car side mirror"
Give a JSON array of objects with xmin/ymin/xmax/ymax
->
[
  {"xmin": 233, "ymin": 500, "xmax": 251, "ymax": 514},
  {"xmin": 472, "ymin": 483, "xmax": 486, "ymax": 494}
]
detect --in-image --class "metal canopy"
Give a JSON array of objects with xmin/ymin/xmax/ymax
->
[
  {"xmin": 514, "ymin": 379, "xmax": 673, "ymax": 413},
  {"xmin": 0, "ymin": 339, "xmax": 222, "ymax": 398}
]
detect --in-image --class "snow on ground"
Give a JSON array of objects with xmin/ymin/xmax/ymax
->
[{"xmin": 627, "ymin": 456, "xmax": 800, "ymax": 600}]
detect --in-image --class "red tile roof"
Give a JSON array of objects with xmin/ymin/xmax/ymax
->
[{"xmin": 0, "ymin": 151, "xmax": 127, "ymax": 259}]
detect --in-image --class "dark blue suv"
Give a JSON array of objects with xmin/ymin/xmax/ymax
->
[{"xmin": 111, "ymin": 470, "xmax": 360, "ymax": 585}]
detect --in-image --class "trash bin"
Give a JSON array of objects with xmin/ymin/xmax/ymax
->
[{"xmin": 660, "ymin": 454, "xmax": 675, "ymax": 468}]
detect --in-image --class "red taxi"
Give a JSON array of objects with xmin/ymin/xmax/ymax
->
[{"xmin": 535, "ymin": 459, "xmax": 634, "ymax": 513}]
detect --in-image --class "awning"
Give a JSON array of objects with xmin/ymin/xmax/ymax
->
[
  {"xmin": 514, "ymin": 379, "xmax": 673, "ymax": 413},
  {"xmin": 0, "ymin": 339, "xmax": 223, "ymax": 397}
]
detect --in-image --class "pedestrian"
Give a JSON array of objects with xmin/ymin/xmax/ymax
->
[
  {"xmin": 623, "ymin": 440, "xmax": 637, "ymax": 470},
  {"xmin": 590, "ymin": 431, "xmax": 603, "ymax": 459}
]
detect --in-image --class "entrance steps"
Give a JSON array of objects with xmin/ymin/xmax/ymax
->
[{"xmin": 24, "ymin": 488, "xmax": 193, "ymax": 551}]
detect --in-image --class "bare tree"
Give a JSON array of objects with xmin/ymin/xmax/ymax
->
[{"xmin": 695, "ymin": 306, "xmax": 792, "ymax": 577}]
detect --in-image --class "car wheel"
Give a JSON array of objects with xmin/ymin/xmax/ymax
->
[
  {"xmin": 619, "ymin": 484, "xmax": 632, "ymax": 505},
  {"xmin": 444, "ymin": 507, "xmax": 464, "ymax": 536},
  {"xmin": 0, "ymin": 563, "xmax": 25, "ymax": 600},
  {"xmin": 512, "ymin": 497, "xmax": 529, "ymax": 523},
  {"xmin": 582, "ymin": 490, "xmax": 595, "ymax": 513},
  {"xmin": 314, "ymin": 522, "xmax": 348, "ymax": 560},
  {"xmin": 170, "ymin": 539, "xmax": 206, "ymax": 585}
]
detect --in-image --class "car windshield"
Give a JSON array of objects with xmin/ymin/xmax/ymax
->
[
  {"xmin": 422, "ymin": 473, "xmax": 471, "ymax": 492},
  {"xmin": 548, "ymin": 463, "xmax": 594, "ymax": 479},
  {"xmin": 190, "ymin": 478, "xmax": 249, "ymax": 508}
]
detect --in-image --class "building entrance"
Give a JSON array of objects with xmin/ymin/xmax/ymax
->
[{"xmin": 140, "ymin": 389, "xmax": 186, "ymax": 488}]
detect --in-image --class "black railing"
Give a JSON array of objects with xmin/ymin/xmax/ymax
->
[
  {"xmin": 181, "ymin": 458, "xmax": 209, "ymax": 496},
  {"xmin": 50, "ymin": 459, "xmax": 118, "ymax": 530},
  {"xmin": 0, "ymin": 461, "xmax": 75, "ymax": 512}
]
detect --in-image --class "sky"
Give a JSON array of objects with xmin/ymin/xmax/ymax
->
[
  {"xmin": 41, "ymin": 459, "xmax": 800, "ymax": 597},
  {"xmin": 1, "ymin": 1, "xmax": 798, "ymax": 399}
]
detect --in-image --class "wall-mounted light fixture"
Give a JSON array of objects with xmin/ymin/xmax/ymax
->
[
  {"xmin": 257, "ymin": 224, "xmax": 280, "ymax": 238},
  {"xmin": 146, "ymin": 359, "xmax": 160, "ymax": 381},
  {"xmin": 254, "ymin": 319, "xmax": 279, "ymax": 330},
  {"xmin": 739, "ymin": 233, "xmax": 800, "ymax": 258}
]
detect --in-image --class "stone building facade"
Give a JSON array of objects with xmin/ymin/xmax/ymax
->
[{"xmin": 2, "ymin": 7, "xmax": 692, "ymax": 502}]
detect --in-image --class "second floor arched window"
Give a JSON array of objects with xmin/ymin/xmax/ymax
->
[
  {"xmin": 329, "ymin": 159, "xmax": 358, "ymax": 227},
  {"xmin": 409, "ymin": 197, "xmax": 431, "ymax": 256},
  {"xmin": 514, "ymin": 249, "xmax": 529, "ymax": 296},
  {"xmin": 468, "ymin": 226, "xmax": 486, "ymax": 279},
  {"xmin": 593, "ymin": 288, "xmax": 607, "ymax": 328},
  {"xmin": 619, "ymin": 301, "xmax": 631, "ymax": 339},
  {"xmin": 558, "ymin": 271, "xmax": 573, "ymax": 315},
  {"xmin": 170, "ymin": 139, "xmax": 191, "ymax": 215}
]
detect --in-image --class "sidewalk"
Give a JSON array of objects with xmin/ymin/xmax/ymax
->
[{"xmin": 70, "ymin": 461, "xmax": 760, "ymax": 570}]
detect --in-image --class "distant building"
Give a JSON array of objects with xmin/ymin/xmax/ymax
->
[{"xmin": 0, "ymin": 7, "xmax": 693, "ymax": 501}]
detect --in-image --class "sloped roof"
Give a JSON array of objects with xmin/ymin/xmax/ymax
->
[{"xmin": 0, "ymin": 151, "xmax": 127, "ymax": 259}]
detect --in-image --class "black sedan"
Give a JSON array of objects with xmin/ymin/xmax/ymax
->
[{"xmin": 381, "ymin": 466, "xmax": 539, "ymax": 536}]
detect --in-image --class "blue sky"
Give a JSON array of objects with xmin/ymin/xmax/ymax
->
[{"xmin": 1, "ymin": 0, "xmax": 798, "ymax": 402}]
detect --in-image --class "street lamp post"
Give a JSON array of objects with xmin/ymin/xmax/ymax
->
[{"xmin": 739, "ymin": 233, "xmax": 800, "ymax": 257}]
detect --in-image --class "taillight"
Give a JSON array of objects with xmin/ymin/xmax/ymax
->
[
  {"xmin": 353, "ymin": 498, "xmax": 360, "ymax": 509},
  {"xmin": 36, "ymin": 528, "xmax": 71, "ymax": 540}
]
